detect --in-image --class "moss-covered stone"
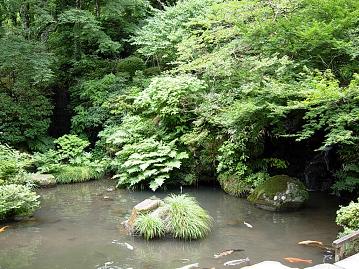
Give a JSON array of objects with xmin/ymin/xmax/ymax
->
[
  {"xmin": 248, "ymin": 175, "xmax": 309, "ymax": 211},
  {"xmin": 218, "ymin": 173, "xmax": 252, "ymax": 198}
]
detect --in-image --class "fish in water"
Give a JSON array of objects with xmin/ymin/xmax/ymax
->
[
  {"xmin": 111, "ymin": 240, "xmax": 134, "ymax": 250},
  {"xmin": 224, "ymin": 257, "xmax": 250, "ymax": 266},
  {"xmin": 298, "ymin": 240, "xmax": 323, "ymax": 246},
  {"xmin": 0, "ymin": 226, "xmax": 9, "ymax": 233},
  {"xmin": 283, "ymin": 257, "xmax": 312, "ymax": 264},
  {"xmin": 176, "ymin": 263, "xmax": 199, "ymax": 269},
  {"xmin": 214, "ymin": 249, "xmax": 244, "ymax": 258},
  {"xmin": 243, "ymin": 221, "xmax": 253, "ymax": 228},
  {"xmin": 298, "ymin": 240, "xmax": 333, "ymax": 251}
]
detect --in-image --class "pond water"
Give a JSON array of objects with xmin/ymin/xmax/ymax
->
[{"xmin": 0, "ymin": 180, "xmax": 339, "ymax": 269}]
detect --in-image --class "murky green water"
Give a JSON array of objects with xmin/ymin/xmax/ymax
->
[{"xmin": 0, "ymin": 180, "xmax": 339, "ymax": 269}]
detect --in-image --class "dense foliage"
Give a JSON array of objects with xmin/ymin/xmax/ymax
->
[
  {"xmin": 0, "ymin": 184, "xmax": 40, "ymax": 221},
  {"xmin": 336, "ymin": 199, "xmax": 359, "ymax": 255},
  {"xmin": 0, "ymin": 0, "xmax": 358, "ymax": 197}
]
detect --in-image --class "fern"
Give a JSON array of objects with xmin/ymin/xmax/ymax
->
[{"xmin": 113, "ymin": 138, "xmax": 188, "ymax": 191}]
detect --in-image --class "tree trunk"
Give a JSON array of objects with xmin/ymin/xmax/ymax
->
[
  {"xmin": 95, "ymin": 0, "xmax": 100, "ymax": 17},
  {"xmin": 21, "ymin": 3, "xmax": 31, "ymax": 38},
  {"xmin": 76, "ymin": 0, "xmax": 82, "ymax": 9}
]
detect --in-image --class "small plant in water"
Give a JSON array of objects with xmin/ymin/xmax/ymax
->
[
  {"xmin": 165, "ymin": 194, "xmax": 213, "ymax": 240},
  {"xmin": 135, "ymin": 214, "xmax": 165, "ymax": 240}
]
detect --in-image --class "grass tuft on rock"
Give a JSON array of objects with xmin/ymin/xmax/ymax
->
[
  {"xmin": 165, "ymin": 194, "xmax": 212, "ymax": 240},
  {"xmin": 135, "ymin": 214, "xmax": 165, "ymax": 240}
]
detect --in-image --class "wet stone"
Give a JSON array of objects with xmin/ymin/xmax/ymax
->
[{"xmin": 242, "ymin": 261, "xmax": 298, "ymax": 269}]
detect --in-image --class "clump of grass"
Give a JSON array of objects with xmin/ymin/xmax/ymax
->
[
  {"xmin": 53, "ymin": 165, "xmax": 102, "ymax": 184},
  {"xmin": 134, "ymin": 214, "xmax": 165, "ymax": 240},
  {"xmin": 165, "ymin": 194, "xmax": 212, "ymax": 240}
]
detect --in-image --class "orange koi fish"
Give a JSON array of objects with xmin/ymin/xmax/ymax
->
[
  {"xmin": 0, "ymin": 226, "xmax": 9, "ymax": 233},
  {"xmin": 284, "ymin": 257, "xmax": 312, "ymax": 264}
]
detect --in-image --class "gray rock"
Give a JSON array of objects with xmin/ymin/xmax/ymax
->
[
  {"xmin": 248, "ymin": 175, "xmax": 309, "ymax": 211},
  {"xmin": 242, "ymin": 261, "xmax": 298, "ymax": 269},
  {"xmin": 134, "ymin": 199, "xmax": 163, "ymax": 212},
  {"xmin": 305, "ymin": 265, "xmax": 340, "ymax": 269},
  {"xmin": 27, "ymin": 173, "xmax": 56, "ymax": 187},
  {"xmin": 124, "ymin": 198, "xmax": 164, "ymax": 233}
]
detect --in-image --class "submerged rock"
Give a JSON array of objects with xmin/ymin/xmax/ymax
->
[
  {"xmin": 242, "ymin": 261, "xmax": 297, "ymax": 269},
  {"xmin": 27, "ymin": 173, "xmax": 56, "ymax": 187},
  {"xmin": 248, "ymin": 175, "xmax": 309, "ymax": 211}
]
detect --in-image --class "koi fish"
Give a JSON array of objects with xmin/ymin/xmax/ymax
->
[
  {"xmin": 0, "ymin": 226, "xmax": 9, "ymax": 233},
  {"xmin": 214, "ymin": 249, "xmax": 244, "ymax": 258},
  {"xmin": 243, "ymin": 221, "xmax": 253, "ymax": 228},
  {"xmin": 283, "ymin": 257, "xmax": 312, "ymax": 264},
  {"xmin": 224, "ymin": 257, "xmax": 250, "ymax": 266},
  {"xmin": 176, "ymin": 263, "xmax": 199, "ymax": 269},
  {"xmin": 298, "ymin": 240, "xmax": 323, "ymax": 246},
  {"xmin": 111, "ymin": 240, "xmax": 134, "ymax": 250}
]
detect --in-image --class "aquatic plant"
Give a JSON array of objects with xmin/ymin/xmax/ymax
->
[
  {"xmin": 53, "ymin": 165, "xmax": 102, "ymax": 184},
  {"xmin": 165, "ymin": 194, "xmax": 212, "ymax": 240},
  {"xmin": 134, "ymin": 214, "xmax": 165, "ymax": 240},
  {"xmin": 0, "ymin": 184, "xmax": 40, "ymax": 220}
]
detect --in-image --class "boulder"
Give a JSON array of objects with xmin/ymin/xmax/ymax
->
[
  {"xmin": 248, "ymin": 175, "xmax": 309, "ymax": 211},
  {"xmin": 218, "ymin": 172, "xmax": 252, "ymax": 198},
  {"xmin": 123, "ymin": 198, "xmax": 163, "ymax": 233},
  {"xmin": 242, "ymin": 261, "xmax": 297, "ymax": 269},
  {"xmin": 27, "ymin": 173, "xmax": 56, "ymax": 188}
]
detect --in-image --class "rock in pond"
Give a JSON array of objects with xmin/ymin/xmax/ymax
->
[
  {"xmin": 122, "ymin": 195, "xmax": 212, "ymax": 240},
  {"xmin": 27, "ymin": 173, "xmax": 56, "ymax": 187},
  {"xmin": 123, "ymin": 198, "xmax": 164, "ymax": 233},
  {"xmin": 248, "ymin": 175, "xmax": 309, "ymax": 211},
  {"xmin": 242, "ymin": 261, "xmax": 298, "ymax": 269}
]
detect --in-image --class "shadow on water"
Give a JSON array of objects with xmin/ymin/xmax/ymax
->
[{"xmin": 0, "ymin": 180, "xmax": 339, "ymax": 269}]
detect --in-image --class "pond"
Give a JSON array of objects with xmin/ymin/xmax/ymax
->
[{"xmin": 0, "ymin": 180, "xmax": 339, "ymax": 269}]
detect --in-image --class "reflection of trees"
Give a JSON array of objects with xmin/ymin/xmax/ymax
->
[
  {"xmin": 40, "ymin": 183, "xmax": 93, "ymax": 218},
  {"xmin": 0, "ymin": 228, "xmax": 42, "ymax": 269}
]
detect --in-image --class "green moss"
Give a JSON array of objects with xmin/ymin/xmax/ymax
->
[
  {"xmin": 218, "ymin": 173, "xmax": 252, "ymax": 198},
  {"xmin": 248, "ymin": 175, "xmax": 301, "ymax": 201}
]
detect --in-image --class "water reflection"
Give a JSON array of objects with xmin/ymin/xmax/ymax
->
[{"xmin": 0, "ymin": 180, "xmax": 339, "ymax": 269}]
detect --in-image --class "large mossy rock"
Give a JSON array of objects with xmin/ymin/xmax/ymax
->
[
  {"xmin": 248, "ymin": 175, "xmax": 309, "ymax": 211},
  {"xmin": 218, "ymin": 173, "xmax": 252, "ymax": 198}
]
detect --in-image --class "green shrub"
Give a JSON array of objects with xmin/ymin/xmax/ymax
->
[
  {"xmin": 336, "ymin": 199, "xmax": 359, "ymax": 256},
  {"xmin": 165, "ymin": 194, "xmax": 212, "ymax": 240},
  {"xmin": 134, "ymin": 214, "xmax": 165, "ymax": 240},
  {"xmin": 113, "ymin": 138, "xmax": 188, "ymax": 191},
  {"xmin": 52, "ymin": 165, "xmax": 103, "ymax": 184},
  {"xmin": 0, "ymin": 144, "xmax": 33, "ymax": 185},
  {"xmin": 54, "ymin": 135, "xmax": 90, "ymax": 162},
  {"xmin": 117, "ymin": 56, "xmax": 145, "ymax": 76},
  {"xmin": 0, "ymin": 184, "xmax": 40, "ymax": 220},
  {"xmin": 336, "ymin": 199, "xmax": 359, "ymax": 230}
]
